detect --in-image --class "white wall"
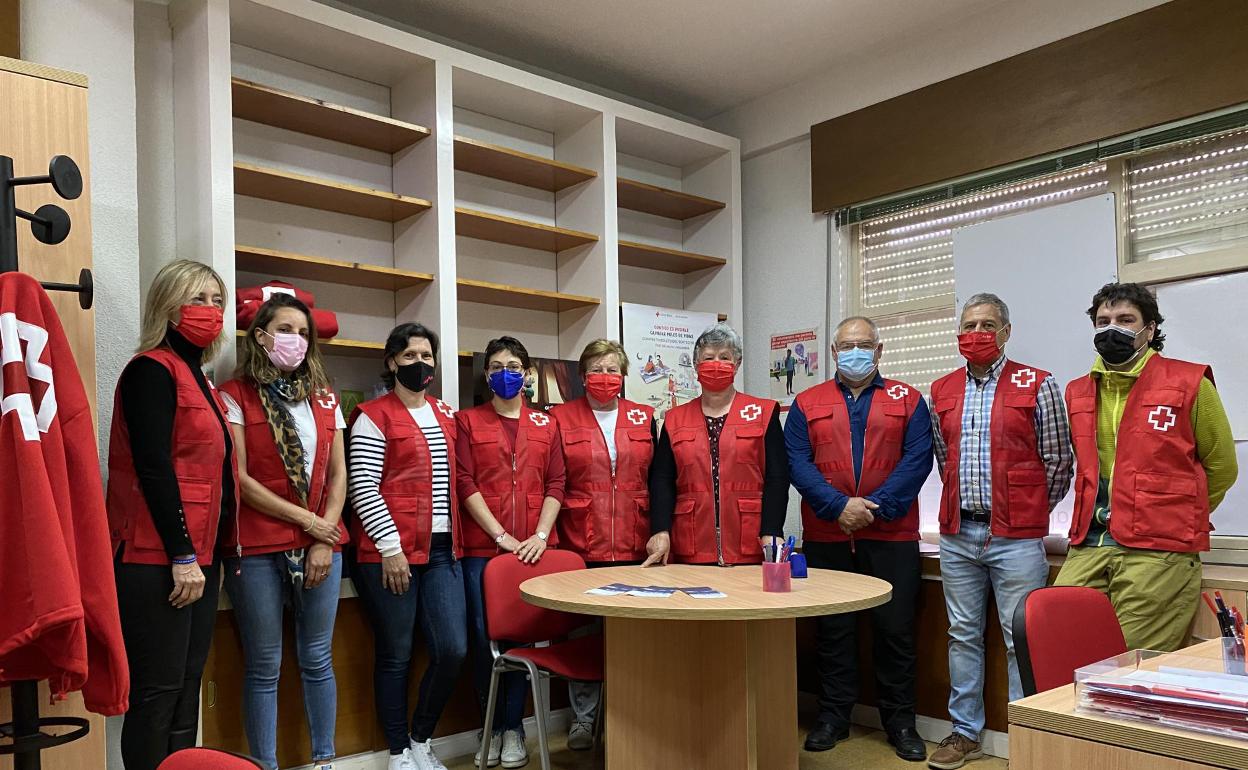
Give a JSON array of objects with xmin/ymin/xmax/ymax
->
[
  {"xmin": 21, "ymin": 4, "xmax": 141, "ymax": 768},
  {"xmin": 21, "ymin": 0, "xmax": 141, "ymax": 462},
  {"xmin": 136, "ymin": 1, "xmax": 178, "ymax": 307},
  {"xmin": 739, "ymin": 138, "xmax": 832, "ymax": 537}
]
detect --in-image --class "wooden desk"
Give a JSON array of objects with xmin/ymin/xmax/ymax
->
[
  {"xmin": 521, "ymin": 564, "xmax": 892, "ymax": 770},
  {"xmin": 1008, "ymin": 640, "xmax": 1248, "ymax": 769}
]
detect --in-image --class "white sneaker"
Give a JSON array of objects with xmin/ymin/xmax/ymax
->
[
  {"xmin": 409, "ymin": 739, "xmax": 448, "ymax": 770},
  {"xmin": 500, "ymin": 730, "xmax": 528, "ymax": 768},
  {"xmin": 474, "ymin": 730, "xmax": 502, "ymax": 768},
  {"xmin": 567, "ymin": 719, "xmax": 594, "ymax": 751},
  {"xmin": 387, "ymin": 749, "xmax": 416, "ymax": 770}
]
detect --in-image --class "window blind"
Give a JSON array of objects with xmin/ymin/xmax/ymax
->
[
  {"xmin": 856, "ymin": 164, "xmax": 1110, "ymax": 314},
  {"xmin": 1127, "ymin": 127, "xmax": 1248, "ymax": 263},
  {"xmin": 874, "ymin": 309, "xmax": 960, "ymax": 395}
]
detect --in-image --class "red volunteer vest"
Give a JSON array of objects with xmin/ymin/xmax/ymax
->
[
  {"xmin": 796, "ymin": 377, "xmax": 920, "ymax": 543},
  {"xmin": 665, "ymin": 393, "xmax": 775, "ymax": 565},
  {"xmin": 552, "ymin": 397, "xmax": 654, "ymax": 562},
  {"xmin": 457, "ymin": 402, "xmax": 559, "ymax": 558},
  {"xmin": 217, "ymin": 380, "xmax": 346, "ymax": 556},
  {"xmin": 106, "ymin": 348, "xmax": 238, "ymax": 565},
  {"xmin": 930, "ymin": 360, "xmax": 1052, "ymax": 538},
  {"xmin": 1066, "ymin": 355, "xmax": 1213, "ymax": 552},
  {"xmin": 348, "ymin": 392, "xmax": 463, "ymax": 564}
]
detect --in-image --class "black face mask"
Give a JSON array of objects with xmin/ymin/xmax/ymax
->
[
  {"xmin": 1094, "ymin": 325, "xmax": 1145, "ymax": 366},
  {"xmin": 394, "ymin": 360, "xmax": 435, "ymax": 392}
]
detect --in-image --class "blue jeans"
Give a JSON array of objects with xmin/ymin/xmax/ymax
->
[
  {"xmin": 223, "ymin": 551, "xmax": 341, "ymax": 770},
  {"xmin": 940, "ymin": 521, "xmax": 1049, "ymax": 739},
  {"xmin": 352, "ymin": 535, "xmax": 468, "ymax": 753},
  {"xmin": 464, "ymin": 556, "xmax": 527, "ymax": 736}
]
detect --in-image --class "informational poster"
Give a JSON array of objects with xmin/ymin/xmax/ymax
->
[
  {"xmin": 769, "ymin": 328, "xmax": 821, "ymax": 406},
  {"xmin": 621, "ymin": 302, "xmax": 718, "ymax": 425}
]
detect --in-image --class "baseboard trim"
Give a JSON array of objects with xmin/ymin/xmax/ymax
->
[
  {"xmin": 849, "ymin": 704, "xmax": 1010, "ymax": 759},
  {"xmin": 292, "ymin": 709, "xmax": 574, "ymax": 769}
]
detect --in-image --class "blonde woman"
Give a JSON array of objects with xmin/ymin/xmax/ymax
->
[
  {"xmin": 218, "ymin": 294, "xmax": 347, "ymax": 770},
  {"xmin": 550, "ymin": 339, "xmax": 656, "ymax": 749},
  {"xmin": 106, "ymin": 259, "xmax": 239, "ymax": 770}
]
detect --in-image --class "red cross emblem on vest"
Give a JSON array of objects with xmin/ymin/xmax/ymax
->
[
  {"xmin": 529, "ymin": 411, "xmax": 550, "ymax": 427},
  {"xmin": 1148, "ymin": 405, "xmax": 1177, "ymax": 432},
  {"xmin": 316, "ymin": 390, "xmax": 337, "ymax": 411},
  {"xmin": 739, "ymin": 403, "xmax": 762, "ymax": 421},
  {"xmin": 0, "ymin": 314, "xmax": 56, "ymax": 442},
  {"xmin": 1011, "ymin": 368, "xmax": 1036, "ymax": 388},
  {"xmin": 435, "ymin": 400, "xmax": 455, "ymax": 420},
  {"xmin": 887, "ymin": 384, "xmax": 909, "ymax": 400},
  {"xmin": 626, "ymin": 408, "xmax": 647, "ymax": 425}
]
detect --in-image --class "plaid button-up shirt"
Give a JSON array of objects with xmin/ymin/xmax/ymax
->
[{"xmin": 931, "ymin": 356, "xmax": 1074, "ymax": 513}]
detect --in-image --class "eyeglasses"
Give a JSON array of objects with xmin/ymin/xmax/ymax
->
[
  {"xmin": 487, "ymin": 363, "xmax": 525, "ymax": 374},
  {"xmin": 834, "ymin": 342, "xmax": 876, "ymax": 352}
]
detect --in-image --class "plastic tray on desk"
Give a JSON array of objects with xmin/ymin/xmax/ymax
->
[{"xmin": 1074, "ymin": 640, "xmax": 1248, "ymax": 741}]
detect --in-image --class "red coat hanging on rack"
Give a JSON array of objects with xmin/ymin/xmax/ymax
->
[{"xmin": 0, "ymin": 271, "xmax": 129, "ymax": 716}]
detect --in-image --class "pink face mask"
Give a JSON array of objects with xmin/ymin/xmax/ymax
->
[{"xmin": 261, "ymin": 329, "xmax": 308, "ymax": 371}]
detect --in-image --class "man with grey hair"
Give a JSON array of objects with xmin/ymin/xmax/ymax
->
[
  {"xmin": 785, "ymin": 315, "xmax": 932, "ymax": 761},
  {"xmin": 926, "ymin": 292, "xmax": 1073, "ymax": 770}
]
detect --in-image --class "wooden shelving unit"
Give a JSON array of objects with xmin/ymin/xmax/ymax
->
[
  {"xmin": 455, "ymin": 207, "xmax": 598, "ymax": 252},
  {"xmin": 236, "ymin": 329, "xmax": 384, "ymax": 358},
  {"xmin": 234, "ymin": 162, "xmax": 432, "ymax": 222},
  {"xmin": 617, "ymin": 178, "xmax": 725, "ymax": 220},
  {"xmin": 235, "ymin": 245, "xmax": 434, "ymax": 291},
  {"xmin": 618, "ymin": 240, "xmax": 726, "ymax": 274},
  {"xmin": 454, "ymin": 136, "xmax": 596, "ymax": 192},
  {"xmin": 231, "ymin": 77, "xmax": 430, "ymax": 153},
  {"xmin": 456, "ymin": 278, "xmax": 600, "ymax": 312}
]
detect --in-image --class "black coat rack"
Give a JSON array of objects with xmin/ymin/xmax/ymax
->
[{"xmin": 0, "ymin": 153, "xmax": 94, "ymax": 768}]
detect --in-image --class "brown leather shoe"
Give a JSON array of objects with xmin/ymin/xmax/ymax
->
[{"xmin": 927, "ymin": 733, "xmax": 983, "ymax": 769}]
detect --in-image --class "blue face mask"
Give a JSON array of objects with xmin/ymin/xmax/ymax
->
[
  {"xmin": 836, "ymin": 348, "xmax": 877, "ymax": 381},
  {"xmin": 489, "ymin": 369, "xmax": 525, "ymax": 399}
]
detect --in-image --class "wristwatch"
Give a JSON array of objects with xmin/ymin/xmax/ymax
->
[
  {"xmin": 495, "ymin": 532, "xmax": 507, "ymax": 544},
  {"xmin": 536, "ymin": 531, "xmax": 548, "ymax": 541}
]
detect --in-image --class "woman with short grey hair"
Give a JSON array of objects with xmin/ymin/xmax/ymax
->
[{"xmin": 643, "ymin": 323, "xmax": 790, "ymax": 566}]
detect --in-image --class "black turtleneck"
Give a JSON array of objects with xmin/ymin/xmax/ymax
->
[{"xmin": 118, "ymin": 328, "xmax": 236, "ymax": 559}]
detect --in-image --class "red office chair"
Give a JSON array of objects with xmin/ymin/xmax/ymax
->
[
  {"xmin": 1013, "ymin": 586, "xmax": 1127, "ymax": 696},
  {"xmin": 157, "ymin": 748, "xmax": 265, "ymax": 769},
  {"xmin": 480, "ymin": 550, "xmax": 603, "ymax": 770}
]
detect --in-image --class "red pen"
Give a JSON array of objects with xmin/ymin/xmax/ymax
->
[{"xmin": 1204, "ymin": 592, "xmax": 1221, "ymax": 617}]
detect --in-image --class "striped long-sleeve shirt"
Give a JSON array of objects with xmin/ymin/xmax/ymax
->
[
  {"xmin": 931, "ymin": 356, "xmax": 1074, "ymax": 513},
  {"xmin": 348, "ymin": 403, "xmax": 451, "ymax": 558}
]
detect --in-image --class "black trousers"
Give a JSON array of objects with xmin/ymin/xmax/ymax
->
[
  {"xmin": 803, "ymin": 539, "xmax": 920, "ymax": 732},
  {"xmin": 115, "ymin": 556, "xmax": 221, "ymax": 770}
]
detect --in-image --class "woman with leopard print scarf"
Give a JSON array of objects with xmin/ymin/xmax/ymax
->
[{"xmin": 218, "ymin": 293, "xmax": 347, "ymax": 770}]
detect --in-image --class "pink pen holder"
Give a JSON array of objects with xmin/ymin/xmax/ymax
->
[{"xmin": 762, "ymin": 561, "xmax": 792, "ymax": 593}]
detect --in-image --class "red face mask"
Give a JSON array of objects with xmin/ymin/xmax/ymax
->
[
  {"xmin": 696, "ymin": 360, "xmax": 736, "ymax": 392},
  {"xmin": 957, "ymin": 330, "xmax": 1002, "ymax": 367},
  {"xmin": 585, "ymin": 373, "xmax": 623, "ymax": 403},
  {"xmin": 175, "ymin": 304, "xmax": 224, "ymax": 348}
]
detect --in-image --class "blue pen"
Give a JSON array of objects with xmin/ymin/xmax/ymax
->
[{"xmin": 784, "ymin": 535, "xmax": 796, "ymax": 562}]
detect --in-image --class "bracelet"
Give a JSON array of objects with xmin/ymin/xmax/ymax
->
[
  {"xmin": 172, "ymin": 555, "xmax": 197, "ymax": 565},
  {"xmin": 304, "ymin": 517, "xmax": 316, "ymax": 533},
  {"xmin": 494, "ymin": 531, "xmax": 507, "ymax": 545}
]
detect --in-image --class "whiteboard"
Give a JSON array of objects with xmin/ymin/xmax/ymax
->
[
  {"xmin": 1155, "ymin": 275, "xmax": 1248, "ymax": 440},
  {"xmin": 1212, "ymin": 443, "xmax": 1248, "ymax": 537},
  {"xmin": 953, "ymin": 194, "xmax": 1119, "ymax": 533},
  {"xmin": 953, "ymin": 194, "xmax": 1119, "ymax": 390}
]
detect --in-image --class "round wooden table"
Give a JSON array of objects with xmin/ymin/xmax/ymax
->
[{"xmin": 520, "ymin": 564, "xmax": 892, "ymax": 770}]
